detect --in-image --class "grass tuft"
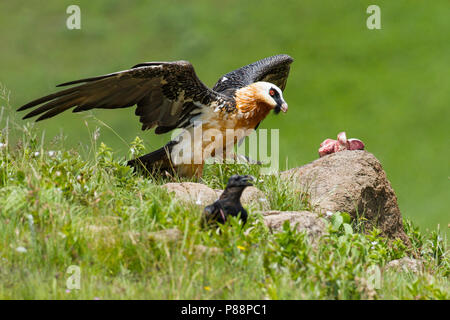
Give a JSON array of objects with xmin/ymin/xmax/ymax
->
[{"xmin": 0, "ymin": 88, "xmax": 448, "ymax": 299}]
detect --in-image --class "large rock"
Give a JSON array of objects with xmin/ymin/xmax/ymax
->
[
  {"xmin": 162, "ymin": 182, "xmax": 270, "ymax": 210},
  {"xmin": 262, "ymin": 210, "xmax": 326, "ymax": 240},
  {"xmin": 281, "ymin": 150, "xmax": 409, "ymax": 245}
]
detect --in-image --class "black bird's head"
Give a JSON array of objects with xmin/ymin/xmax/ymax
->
[
  {"xmin": 226, "ymin": 174, "xmax": 254, "ymax": 188},
  {"xmin": 219, "ymin": 174, "xmax": 254, "ymax": 202}
]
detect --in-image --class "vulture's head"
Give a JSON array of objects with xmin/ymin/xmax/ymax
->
[
  {"xmin": 235, "ymin": 81, "xmax": 288, "ymax": 114},
  {"xmin": 254, "ymin": 82, "xmax": 288, "ymax": 114}
]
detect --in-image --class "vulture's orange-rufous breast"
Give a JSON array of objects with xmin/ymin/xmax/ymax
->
[
  {"xmin": 170, "ymin": 82, "xmax": 276, "ymax": 177},
  {"xmin": 207, "ymin": 82, "xmax": 275, "ymax": 131}
]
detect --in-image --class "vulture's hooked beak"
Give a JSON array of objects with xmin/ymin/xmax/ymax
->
[
  {"xmin": 274, "ymin": 101, "xmax": 288, "ymax": 114},
  {"xmin": 280, "ymin": 102, "xmax": 288, "ymax": 113}
]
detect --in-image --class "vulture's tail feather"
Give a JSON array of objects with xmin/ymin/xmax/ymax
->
[{"xmin": 127, "ymin": 141, "xmax": 177, "ymax": 176}]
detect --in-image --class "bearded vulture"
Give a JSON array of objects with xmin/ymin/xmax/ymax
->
[{"xmin": 18, "ymin": 54, "xmax": 294, "ymax": 178}]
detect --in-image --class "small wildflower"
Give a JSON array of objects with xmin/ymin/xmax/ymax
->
[
  {"xmin": 33, "ymin": 151, "xmax": 40, "ymax": 157},
  {"xmin": 66, "ymin": 289, "xmax": 71, "ymax": 294},
  {"xmin": 55, "ymin": 171, "xmax": 61, "ymax": 177},
  {"xmin": 195, "ymin": 197, "xmax": 202, "ymax": 205},
  {"xmin": 48, "ymin": 150, "xmax": 56, "ymax": 157},
  {"xmin": 16, "ymin": 246, "xmax": 27, "ymax": 253},
  {"xmin": 76, "ymin": 175, "xmax": 82, "ymax": 182},
  {"xmin": 259, "ymin": 198, "xmax": 267, "ymax": 202},
  {"xmin": 58, "ymin": 232, "xmax": 67, "ymax": 239},
  {"xmin": 371, "ymin": 241, "xmax": 378, "ymax": 246},
  {"xmin": 204, "ymin": 286, "xmax": 211, "ymax": 291},
  {"xmin": 93, "ymin": 297, "xmax": 101, "ymax": 300},
  {"xmin": 27, "ymin": 214, "xmax": 34, "ymax": 226},
  {"xmin": 326, "ymin": 211, "xmax": 334, "ymax": 217},
  {"xmin": 237, "ymin": 245, "xmax": 246, "ymax": 251}
]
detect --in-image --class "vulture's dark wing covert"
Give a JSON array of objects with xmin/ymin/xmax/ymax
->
[
  {"xmin": 18, "ymin": 61, "xmax": 220, "ymax": 133},
  {"xmin": 212, "ymin": 54, "xmax": 293, "ymax": 97}
]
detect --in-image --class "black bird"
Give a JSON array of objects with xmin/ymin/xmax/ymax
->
[{"xmin": 202, "ymin": 175, "xmax": 254, "ymax": 226}]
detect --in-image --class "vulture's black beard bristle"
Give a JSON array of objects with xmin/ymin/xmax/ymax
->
[{"xmin": 274, "ymin": 105, "xmax": 281, "ymax": 114}]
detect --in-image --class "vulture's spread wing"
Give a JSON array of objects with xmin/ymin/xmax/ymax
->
[
  {"xmin": 212, "ymin": 54, "xmax": 293, "ymax": 97},
  {"xmin": 18, "ymin": 61, "xmax": 222, "ymax": 134}
]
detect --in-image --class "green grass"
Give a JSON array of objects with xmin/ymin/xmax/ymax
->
[
  {"xmin": 0, "ymin": 91, "xmax": 448, "ymax": 299},
  {"xmin": 0, "ymin": 1, "xmax": 449, "ymax": 299},
  {"xmin": 0, "ymin": 1, "xmax": 448, "ymax": 236}
]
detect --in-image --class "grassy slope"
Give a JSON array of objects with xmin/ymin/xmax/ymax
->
[
  {"xmin": 0, "ymin": 0, "xmax": 448, "ymax": 236},
  {"xmin": 0, "ymin": 98, "xmax": 448, "ymax": 299}
]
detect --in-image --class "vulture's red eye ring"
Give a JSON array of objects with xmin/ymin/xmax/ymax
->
[{"xmin": 269, "ymin": 89, "xmax": 275, "ymax": 96}]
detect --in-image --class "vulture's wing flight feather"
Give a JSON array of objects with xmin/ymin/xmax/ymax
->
[
  {"xmin": 18, "ymin": 61, "xmax": 224, "ymax": 134},
  {"xmin": 212, "ymin": 54, "xmax": 293, "ymax": 97}
]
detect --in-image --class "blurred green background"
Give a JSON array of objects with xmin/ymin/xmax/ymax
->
[{"xmin": 0, "ymin": 0, "xmax": 448, "ymax": 236}]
